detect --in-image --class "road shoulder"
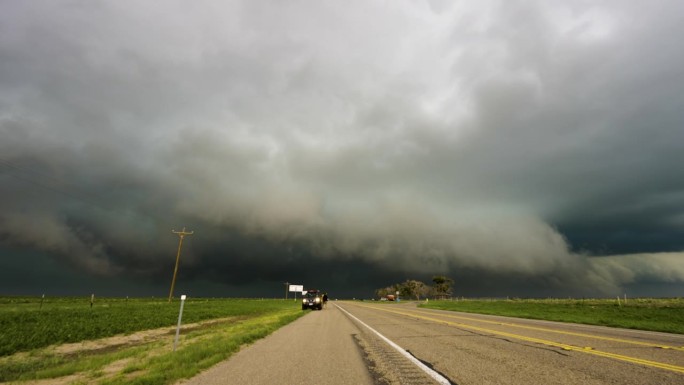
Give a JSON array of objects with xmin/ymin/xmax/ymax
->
[{"xmin": 177, "ymin": 304, "xmax": 374, "ymax": 385}]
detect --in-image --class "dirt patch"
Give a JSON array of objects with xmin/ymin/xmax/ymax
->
[
  {"xmin": 3, "ymin": 374, "xmax": 82, "ymax": 385},
  {"xmin": 52, "ymin": 316, "xmax": 237, "ymax": 356},
  {"xmin": 0, "ymin": 316, "xmax": 237, "ymax": 385}
]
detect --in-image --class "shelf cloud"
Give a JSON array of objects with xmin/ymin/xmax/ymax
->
[{"xmin": 1, "ymin": 1, "xmax": 683, "ymax": 297}]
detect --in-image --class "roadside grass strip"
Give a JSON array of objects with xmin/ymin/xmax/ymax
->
[
  {"xmin": 100, "ymin": 310, "xmax": 304, "ymax": 385},
  {"xmin": 420, "ymin": 298, "xmax": 684, "ymax": 334},
  {"xmin": 356, "ymin": 304, "xmax": 684, "ymax": 375},
  {"xmin": 335, "ymin": 303, "xmax": 452, "ymax": 385}
]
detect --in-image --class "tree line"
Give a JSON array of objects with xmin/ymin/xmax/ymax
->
[{"xmin": 375, "ymin": 275, "xmax": 453, "ymax": 300}]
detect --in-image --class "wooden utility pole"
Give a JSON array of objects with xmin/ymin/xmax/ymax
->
[{"xmin": 169, "ymin": 227, "xmax": 194, "ymax": 302}]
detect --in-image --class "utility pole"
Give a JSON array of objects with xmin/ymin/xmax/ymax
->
[
  {"xmin": 284, "ymin": 282, "xmax": 289, "ymax": 300},
  {"xmin": 169, "ymin": 227, "xmax": 194, "ymax": 302}
]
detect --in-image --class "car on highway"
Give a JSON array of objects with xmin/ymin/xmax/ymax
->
[{"xmin": 302, "ymin": 289, "xmax": 323, "ymax": 310}]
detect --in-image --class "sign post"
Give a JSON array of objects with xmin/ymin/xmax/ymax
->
[{"xmin": 174, "ymin": 295, "xmax": 187, "ymax": 351}]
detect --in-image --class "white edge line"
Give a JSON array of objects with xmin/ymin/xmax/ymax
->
[{"xmin": 335, "ymin": 303, "xmax": 452, "ymax": 385}]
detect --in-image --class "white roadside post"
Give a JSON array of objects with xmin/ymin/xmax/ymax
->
[{"xmin": 173, "ymin": 295, "xmax": 187, "ymax": 351}]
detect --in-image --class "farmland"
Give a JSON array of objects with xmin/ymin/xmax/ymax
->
[
  {"xmin": 420, "ymin": 297, "xmax": 684, "ymax": 334},
  {"xmin": 0, "ymin": 296, "xmax": 301, "ymax": 356},
  {"xmin": 0, "ymin": 296, "xmax": 306, "ymax": 384}
]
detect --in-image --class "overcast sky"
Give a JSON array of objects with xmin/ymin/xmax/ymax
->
[{"xmin": 1, "ymin": 0, "xmax": 683, "ymax": 299}]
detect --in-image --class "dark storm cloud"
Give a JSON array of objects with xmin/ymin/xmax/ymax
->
[{"xmin": 1, "ymin": 1, "xmax": 683, "ymax": 297}]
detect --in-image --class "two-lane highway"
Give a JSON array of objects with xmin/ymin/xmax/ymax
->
[
  {"xmin": 179, "ymin": 301, "xmax": 684, "ymax": 385},
  {"xmin": 339, "ymin": 301, "xmax": 684, "ymax": 384}
]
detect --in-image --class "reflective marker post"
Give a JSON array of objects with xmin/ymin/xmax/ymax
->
[{"xmin": 173, "ymin": 295, "xmax": 187, "ymax": 351}]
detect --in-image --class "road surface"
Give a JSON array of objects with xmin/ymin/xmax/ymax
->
[{"xmin": 179, "ymin": 301, "xmax": 684, "ymax": 385}]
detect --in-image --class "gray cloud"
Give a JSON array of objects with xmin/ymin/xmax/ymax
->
[{"xmin": 1, "ymin": 1, "xmax": 683, "ymax": 297}]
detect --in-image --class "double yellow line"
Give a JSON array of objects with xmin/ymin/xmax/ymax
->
[
  {"xmin": 354, "ymin": 303, "xmax": 684, "ymax": 375},
  {"xmin": 413, "ymin": 308, "xmax": 684, "ymax": 351}
]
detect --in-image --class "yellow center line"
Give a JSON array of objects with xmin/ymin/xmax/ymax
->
[
  {"xmin": 406, "ymin": 307, "xmax": 684, "ymax": 351},
  {"xmin": 351, "ymin": 303, "xmax": 684, "ymax": 375}
]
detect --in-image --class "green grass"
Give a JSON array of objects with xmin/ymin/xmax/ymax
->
[
  {"xmin": 419, "ymin": 298, "xmax": 684, "ymax": 334},
  {"xmin": 101, "ymin": 310, "xmax": 303, "ymax": 385},
  {"xmin": 0, "ymin": 297, "xmax": 307, "ymax": 384},
  {"xmin": 0, "ymin": 296, "xmax": 292, "ymax": 356},
  {"xmin": 2, "ymin": 344, "xmax": 151, "ymax": 382}
]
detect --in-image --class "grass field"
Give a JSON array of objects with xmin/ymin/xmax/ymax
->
[
  {"xmin": 420, "ymin": 297, "xmax": 684, "ymax": 334},
  {"xmin": 0, "ymin": 296, "xmax": 307, "ymax": 384},
  {"xmin": 0, "ymin": 296, "xmax": 299, "ymax": 356}
]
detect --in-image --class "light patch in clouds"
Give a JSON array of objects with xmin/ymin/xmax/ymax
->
[{"xmin": 590, "ymin": 253, "xmax": 684, "ymax": 286}]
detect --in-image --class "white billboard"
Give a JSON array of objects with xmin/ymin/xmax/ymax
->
[{"xmin": 288, "ymin": 284, "xmax": 304, "ymax": 292}]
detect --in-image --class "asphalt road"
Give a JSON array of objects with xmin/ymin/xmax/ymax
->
[
  {"xmin": 179, "ymin": 301, "xmax": 684, "ymax": 385},
  {"xmin": 178, "ymin": 302, "xmax": 375, "ymax": 385}
]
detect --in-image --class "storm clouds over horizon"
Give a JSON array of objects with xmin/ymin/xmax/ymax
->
[{"xmin": 1, "ymin": 1, "xmax": 683, "ymax": 298}]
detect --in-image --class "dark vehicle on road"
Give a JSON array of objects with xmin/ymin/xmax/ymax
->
[{"xmin": 302, "ymin": 289, "xmax": 323, "ymax": 310}]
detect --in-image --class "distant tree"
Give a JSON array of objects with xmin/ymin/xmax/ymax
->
[
  {"xmin": 397, "ymin": 281, "xmax": 411, "ymax": 298},
  {"xmin": 431, "ymin": 275, "xmax": 453, "ymax": 299},
  {"xmin": 375, "ymin": 285, "xmax": 396, "ymax": 299},
  {"xmin": 400, "ymin": 279, "xmax": 429, "ymax": 300}
]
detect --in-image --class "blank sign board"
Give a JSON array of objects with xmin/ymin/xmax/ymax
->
[{"xmin": 288, "ymin": 284, "xmax": 304, "ymax": 292}]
